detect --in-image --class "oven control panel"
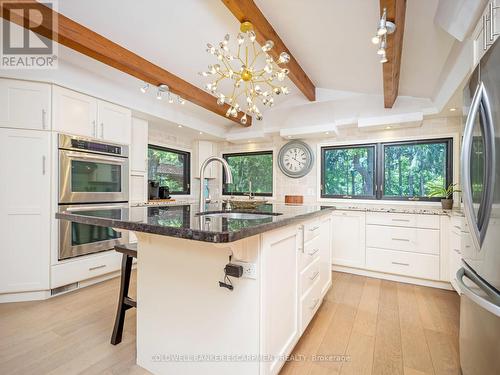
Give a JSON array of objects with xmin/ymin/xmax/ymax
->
[{"xmin": 70, "ymin": 139, "xmax": 122, "ymax": 155}]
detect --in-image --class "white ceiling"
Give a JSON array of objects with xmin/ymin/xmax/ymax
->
[
  {"xmin": 54, "ymin": 0, "xmax": 464, "ymax": 138},
  {"xmin": 58, "ymin": 0, "xmax": 456, "ymax": 99}
]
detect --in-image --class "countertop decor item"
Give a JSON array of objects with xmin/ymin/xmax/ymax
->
[
  {"xmin": 200, "ymin": 21, "xmax": 290, "ymax": 125},
  {"xmin": 427, "ymin": 182, "xmax": 461, "ymax": 209},
  {"xmin": 285, "ymin": 195, "xmax": 303, "ymax": 204},
  {"xmin": 223, "ymin": 198, "xmax": 267, "ymax": 210},
  {"xmin": 278, "ymin": 140, "xmax": 314, "ymax": 178}
]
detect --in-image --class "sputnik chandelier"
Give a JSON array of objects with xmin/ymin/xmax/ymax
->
[
  {"xmin": 371, "ymin": 8, "xmax": 396, "ymax": 63},
  {"xmin": 200, "ymin": 21, "xmax": 290, "ymax": 125}
]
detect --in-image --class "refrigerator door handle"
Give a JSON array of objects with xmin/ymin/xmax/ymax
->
[
  {"xmin": 457, "ymin": 267, "xmax": 500, "ymax": 317},
  {"xmin": 461, "ymin": 81, "xmax": 496, "ymax": 250}
]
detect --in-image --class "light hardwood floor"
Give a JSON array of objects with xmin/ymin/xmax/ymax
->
[{"xmin": 0, "ymin": 272, "xmax": 460, "ymax": 375}]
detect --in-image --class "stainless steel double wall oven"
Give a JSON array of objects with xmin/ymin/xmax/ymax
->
[{"xmin": 58, "ymin": 134, "xmax": 129, "ymax": 260}]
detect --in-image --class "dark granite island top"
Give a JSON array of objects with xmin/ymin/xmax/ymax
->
[{"xmin": 56, "ymin": 203, "xmax": 335, "ymax": 243}]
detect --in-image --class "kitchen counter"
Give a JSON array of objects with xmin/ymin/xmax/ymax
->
[
  {"xmin": 56, "ymin": 202, "xmax": 334, "ymax": 243},
  {"xmin": 323, "ymin": 203, "xmax": 460, "ymax": 216}
]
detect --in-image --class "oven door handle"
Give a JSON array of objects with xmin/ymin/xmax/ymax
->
[
  {"xmin": 61, "ymin": 204, "xmax": 129, "ymax": 212},
  {"xmin": 63, "ymin": 151, "xmax": 128, "ymax": 164}
]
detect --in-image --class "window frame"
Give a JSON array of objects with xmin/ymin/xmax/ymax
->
[
  {"xmin": 320, "ymin": 137, "xmax": 454, "ymax": 202},
  {"xmin": 222, "ymin": 150, "xmax": 274, "ymax": 197},
  {"xmin": 320, "ymin": 143, "xmax": 377, "ymax": 200},
  {"xmin": 378, "ymin": 138, "xmax": 453, "ymax": 202},
  {"xmin": 148, "ymin": 144, "xmax": 191, "ymax": 195}
]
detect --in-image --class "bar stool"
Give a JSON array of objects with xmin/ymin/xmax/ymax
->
[{"xmin": 111, "ymin": 243, "xmax": 137, "ymax": 345}]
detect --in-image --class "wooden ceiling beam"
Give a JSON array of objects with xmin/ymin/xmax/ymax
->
[
  {"xmin": 380, "ymin": 0, "xmax": 406, "ymax": 108},
  {"xmin": 222, "ymin": 0, "xmax": 316, "ymax": 101},
  {"xmin": 0, "ymin": 0, "xmax": 250, "ymax": 126}
]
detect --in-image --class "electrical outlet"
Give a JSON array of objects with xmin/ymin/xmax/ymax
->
[{"xmin": 232, "ymin": 261, "xmax": 257, "ymax": 279}]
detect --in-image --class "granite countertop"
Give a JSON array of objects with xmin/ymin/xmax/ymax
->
[
  {"xmin": 56, "ymin": 203, "xmax": 334, "ymax": 243},
  {"xmin": 323, "ymin": 204, "xmax": 458, "ymax": 216}
]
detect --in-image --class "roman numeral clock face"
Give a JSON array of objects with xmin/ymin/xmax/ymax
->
[{"xmin": 278, "ymin": 141, "xmax": 314, "ymax": 178}]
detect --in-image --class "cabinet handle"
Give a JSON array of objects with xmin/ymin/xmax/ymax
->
[
  {"xmin": 309, "ymin": 271, "xmax": 320, "ymax": 281},
  {"xmin": 89, "ymin": 264, "xmax": 106, "ymax": 271},
  {"xmin": 309, "ymin": 225, "xmax": 320, "ymax": 232},
  {"xmin": 42, "ymin": 155, "xmax": 46, "ymax": 175},
  {"xmin": 392, "ymin": 237, "xmax": 410, "ymax": 242},
  {"xmin": 391, "ymin": 261, "xmax": 410, "ymax": 266},
  {"xmin": 100, "ymin": 122, "xmax": 104, "ymax": 138},
  {"xmin": 308, "ymin": 248, "xmax": 320, "ymax": 256},
  {"xmin": 92, "ymin": 120, "xmax": 97, "ymax": 137},
  {"xmin": 453, "ymin": 248, "xmax": 461, "ymax": 254},
  {"xmin": 493, "ymin": 2, "xmax": 500, "ymax": 37},
  {"xmin": 392, "ymin": 218, "xmax": 410, "ymax": 222},
  {"xmin": 41, "ymin": 109, "xmax": 47, "ymax": 129},
  {"xmin": 309, "ymin": 298, "xmax": 320, "ymax": 310}
]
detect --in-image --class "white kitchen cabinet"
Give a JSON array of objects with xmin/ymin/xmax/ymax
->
[
  {"xmin": 193, "ymin": 140, "xmax": 216, "ymax": 179},
  {"xmin": 0, "ymin": 128, "xmax": 50, "ymax": 293},
  {"xmin": 332, "ymin": 210, "xmax": 366, "ymax": 268},
  {"xmin": 53, "ymin": 85, "xmax": 97, "ymax": 138},
  {"xmin": 53, "ymin": 86, "xmax": 131, "ymax": 144},
  {"xmin": 473, "ymin": 0, "xmax": 500, "ymax": 66},
  {"xmin": 130, "ymin": 117, "xmax": 149, "ymax": 173},
  {"xmin": 260, "ymin": 225, "xmax": 300, "ymax": 375},
  {"xmin": 97, "ymin": 100, "xmax": 131, "ymax": 145},
  {"xmin": 130, "ymin": 174, "xmax": 147, "ymax": 205},
  {"xmin": 0, "ymin": 78, "xmax": 51, "ymax": 130},
  {"xmin": 449, "ymin": 216, "xmax": 463, "ymax": 292}
]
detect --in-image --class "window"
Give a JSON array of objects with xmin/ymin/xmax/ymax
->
[
  {"xmin": 222, "ymin": 151, "xmax": 273, "ymax": 196},
  {"xmin": 321, "ymin": 145, "xmax": 376, "ymax": 199},
  {"xmin": 381, "ymin": 139, "xmax": 452, "ymax": 200},
  {"xmin": 321, "ymin": 138, "xmax": 453, "ymax": 201},
  {"xmin": 148, "ymin": 145, "xmax": 190, "ymax": 195}
]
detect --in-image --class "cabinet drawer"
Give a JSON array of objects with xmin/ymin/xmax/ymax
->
[
  {"xmin": 300, "ymin": 275, "xmax": 322, "ymax": 332},
  {"xmin": 300, "ymin": 235, "xmax": 321, "ymax": 270},
  {"xmin": 304, "ymin": 219, "xmax": 321, "ymax": 242},
  {"xmin": 51, "ymin": 251, "xmax": 122, "ymax": 288},
  {"xmin": 366, "ymin": 225, "xmax": 439, "ymax": 255},
  {"xmin": 366, "ymin": 247, "xmax": 440, "ymax": 280},
  {"xmin": 301, "ymin": 256, "xmax": 321, "ymax": 296},
  {"xmin": 366, "ymin": 212, "xmax": 440, "ymax": 229}
]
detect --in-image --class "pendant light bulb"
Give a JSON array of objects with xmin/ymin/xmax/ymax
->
[
  {"xmin": 140, "ymin": 83, "xmax": 149, "ymax": 93},
  {"xmin": 371, "ymin": 35, "xmax": 380, "ymax": 44},
  {"xmin": 156, "ymin": 89, "xmax": 162, "ymax": 100}
]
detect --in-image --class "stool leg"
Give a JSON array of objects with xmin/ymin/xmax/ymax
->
[{"xmin": 111, "ymin": 253, "xmax": 133, "ymax": 345}]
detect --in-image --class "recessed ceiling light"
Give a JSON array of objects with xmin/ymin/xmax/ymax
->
[
  {"xmin": 325, "ymin": 132, "xmax": 329, "ymax": 135},
  {"xmin": 177, "ymin": 125, "xmax": 182, "ymax": 128},
  {"xmin": 199, "ymin": 131, "xmax": 203, "ymax": 135},
  {"xmin": 385, "ymin": 126, "xmax": 392, "ymax": 130},
  {"xmin": 449, "ymin": 107, "xmax": 457, "ymax": 112},
  {"xmin": 247, "ymin": 140, "xmax": 251, "ymax": 143}
]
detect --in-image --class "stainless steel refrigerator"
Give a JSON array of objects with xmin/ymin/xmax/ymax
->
[{"xmin": 460, "ymin": 38, "xmax": 500, "ymax": 375}]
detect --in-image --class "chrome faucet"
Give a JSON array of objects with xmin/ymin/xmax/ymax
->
[{"xmin": 199, "ymin": 157, "xmax": 233, "ymax": 213}]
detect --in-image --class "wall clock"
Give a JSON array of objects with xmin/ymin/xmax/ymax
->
[{"xmin": 278, "ymin": 140, "xmax": 314, "ymax": 178}]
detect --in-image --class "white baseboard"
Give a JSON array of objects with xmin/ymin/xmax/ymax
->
[
  {"xmin": 332, "ymin": 265, "xmax": 454, "ymax": 291},
  {"xmin": 0, "ymin": 290, "xmax": 51, "ymax": 303}
]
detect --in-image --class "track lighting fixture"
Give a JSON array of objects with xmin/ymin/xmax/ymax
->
[
  {"xmin": 140, "ymin": 83, "xmax": 149, "ymax": 93},
  {"xmin": 371, "ymin": 8, "xmax": 396, "ymax": 64}
]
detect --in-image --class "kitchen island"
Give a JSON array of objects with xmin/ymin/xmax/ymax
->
[{"xmin": 57, "ymin": 203, "xmax": 334, "ymax": 375}]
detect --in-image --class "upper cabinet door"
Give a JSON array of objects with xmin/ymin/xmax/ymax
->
[
  {"xmin": 130, "ymin": 117, "xmax": 148, "ymax": 173},
  {"xmin": 97, "ymin": 100, "xmax": 131, "ymax": 145},
  {"xmin": 53, "ymin": 85, "xmax": 97, "ymax": 138},
  {"xmin": 0, "ymin": 78, "xmax": 51, "ymax": 131}
]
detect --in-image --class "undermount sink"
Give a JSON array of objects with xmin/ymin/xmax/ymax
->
[{"xmin": 198, "ymin": 212, "xmax": 274, "ymax": 220}]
